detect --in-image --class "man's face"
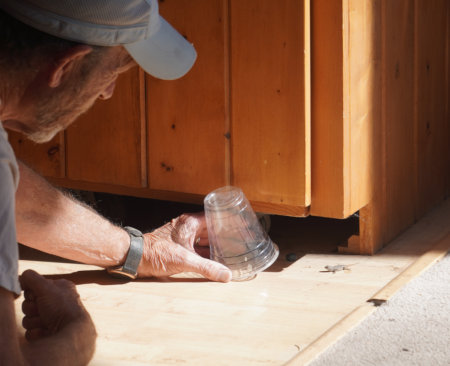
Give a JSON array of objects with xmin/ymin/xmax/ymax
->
[{"xmin": 24, "ymin": 46, "xmax": 137, "ymax": 143}]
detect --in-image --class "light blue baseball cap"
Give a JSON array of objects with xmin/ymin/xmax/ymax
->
[{"xmin": 0, "ymin": 0, "xmax": 197, "ymax": 80}]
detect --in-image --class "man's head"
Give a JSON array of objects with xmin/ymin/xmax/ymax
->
[{"xmin": 0, "ymin": 0, "xmax": 196, "ymax": 143}]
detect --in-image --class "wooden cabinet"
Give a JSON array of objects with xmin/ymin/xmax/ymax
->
[{"xmin": 9, "ymin": 0, "xmax": 450, "ymax": 254}]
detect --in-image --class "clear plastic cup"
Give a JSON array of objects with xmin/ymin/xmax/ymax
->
[{"xmin": 204, "ymin": 186, "xmax": 279, "ymax": 281}]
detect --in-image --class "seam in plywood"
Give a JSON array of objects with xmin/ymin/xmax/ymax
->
[
  {"xmin": 284, "ymin": 304, "xmax": 376, "ymax": 366},
  {"xmin": 369, "ymin": 233, "xmax": 450, "ymax": 302},
  {"xmin": 285, "ymin": 236, "xmax": 450, "ymax": 366}
]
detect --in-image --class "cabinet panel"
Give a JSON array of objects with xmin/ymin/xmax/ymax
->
[
  {"xmin": 311, "ymin": 0, "xmax": 375, "ymax": 219},
  {"xmin": 310, "ymin": 0, "xmax": 345, "ymax": 218},
  {"xmin": 8, "ymin": 131, "xmax": 64, "ymax": 178},
  {"xmin": 230, "ymin": 0, "xmax": 310, "ymax": 209},
  {"xmin": 382, "ymin": 0, "xmax": 416, "ymax": 242},
  {"xmin": 357, "ymin": 0, "xmax": 450, "ymax": 254},
  {"xmin": 415, "ymin": 0, "xmax": 448, "ymax": 218},
  {"xmin": 65, "ymin": 68, "xmax": 145, "ymax": 187},
  {"xmin": 146, "ymin": 0, "xmax": 228, "ymax": 195},
  {"xmin": 448, "ymin": 0, "xmax": 450, "ymax": 196}
]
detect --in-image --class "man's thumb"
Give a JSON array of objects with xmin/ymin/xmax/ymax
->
[
  {"xmin": 184, "ymin": 252, "xmax": 232, "ymax": 282},
  {"xmin": 20, "ymin": 269, "xmax": 50, "ymax": 295}
]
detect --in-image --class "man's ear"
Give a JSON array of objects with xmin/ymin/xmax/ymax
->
[{"xmin": 48, "ymin": 45, "xmax": 93, "ymax": 88}]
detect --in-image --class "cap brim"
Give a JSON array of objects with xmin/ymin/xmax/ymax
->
[{"xmin": 125, "ymin": 16, "xmax": 197, "ymax": 80}]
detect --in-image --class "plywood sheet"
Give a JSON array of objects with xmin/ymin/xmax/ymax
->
[{"xmin": 15, "ymin": 199, "xmax": 450, "ymax": 365}]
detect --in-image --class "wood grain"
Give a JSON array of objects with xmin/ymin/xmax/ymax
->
[
  {"xmin": 311, "ymin": 0, "xmax": 374, "ymax": 219},
  {"xmin": 359, "ymin": 0, "xmax": 450, "ymax": 254},
  {"xmin": 382, "ymin": 0, "xmax": 416, "ymax": 242},
  {"xmin": 310, "ymin": 0, "xmax": 344, "ymax": 218},
  {"xmin": 65, "ymin": 68, "xmax": 145, "ymax": 187},
  {"xmin": 414, "ymin": 0, "xmax": 448, "ymax": 218},
  {"xmin": 7, "ymin": 131, "xmax": 65, "ymax": 178},
  {"xmin": 146, "ymin": 0, "xmax": 229, "ymax": 195},
  {"xmin": 230, "ymin": 0, "xmax": 311, "ymax": 208}
]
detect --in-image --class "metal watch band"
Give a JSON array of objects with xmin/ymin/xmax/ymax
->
[{"xmin": 107, "ymin": 226, "xmax": 144, "ymax": 279}]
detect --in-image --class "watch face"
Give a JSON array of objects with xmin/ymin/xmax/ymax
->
[{"xmin": 107, "ymin": 266, "xmax": 137, "ymax": 280}]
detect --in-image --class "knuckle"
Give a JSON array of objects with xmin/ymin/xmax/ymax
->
[
  {"xmin": 21, "ymin": 300, "xmax": 32, "ymax": 314},
  {"xmin": 178, "ymin": 214, "xmax": 189, "ymax": 223},
  {"xmin": 21, "ymin": 316, "xmax": 28, "ymax": 329},
  {"xmin": 177, "ymin": 214, "xmax": 197, "ymax": 229}
]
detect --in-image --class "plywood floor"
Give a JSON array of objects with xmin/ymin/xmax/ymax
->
[{"xmin": 16, "ymin": 196, "xmax": 450, "ymax": 365}]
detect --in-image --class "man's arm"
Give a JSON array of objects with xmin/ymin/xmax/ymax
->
[
  {"xmin": 15, "ymin": 161, "xmax": 129, "ymax": 267},
  {"xmin": 16, "ymin": 161, "xmax": 232, "ymax": 282}
]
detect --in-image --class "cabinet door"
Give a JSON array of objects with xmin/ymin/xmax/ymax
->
[
  {"xmin": 230, "ymin": 0, "xmax": 311, "ymax": 216},
  {"xmin": 147, "ymin": 0, "xmax": 311, "ymax": 216},
  {"xmin": 10, "ymin": 0, "xmax": 312, "ymax": 218},
  {"xmin": 146, "ymin": 0, "xmax": 229, "ymax": 195}
]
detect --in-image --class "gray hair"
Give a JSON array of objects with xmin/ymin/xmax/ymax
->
[{"xmin": 0, "ymin": 9, "xmax": 105, "ymax": 70}]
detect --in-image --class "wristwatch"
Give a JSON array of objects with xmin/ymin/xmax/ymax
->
[{"xmin": 107, "ymin": 226, "xmax": 144, "ymax": 280}]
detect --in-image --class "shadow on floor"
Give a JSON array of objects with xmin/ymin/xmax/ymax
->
[{"xmin": 19, "ymin": 191, "xmax": 359, "ymax": 274}]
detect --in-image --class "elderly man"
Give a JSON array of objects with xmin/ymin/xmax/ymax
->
[{"xmin": 0, "ymin": 0, "xmax": 232, "ymax": 364}]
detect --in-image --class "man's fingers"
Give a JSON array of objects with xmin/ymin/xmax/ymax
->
[
  {"xmin": 23, "ymin": 290, "xmax": 35, "ymax": 301},
  {"xmin": 20, "ymin": 269, "xmax": 50, "ymax": 296},
  {"xmin": 183, "ymin": 251, "xmax": 232, "ymax": 283},
  {"xmin": 22, "ymin": 300, "xmax": 39, "ymax": 317},
  {"xmin": 22, "ymin": 315, "xmax": 44, "ymax": 330}
]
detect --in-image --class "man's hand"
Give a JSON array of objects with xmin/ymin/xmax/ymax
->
[
  {"xmin": 20, "ymin": 270, "xmax": 97, "ymax": 364},
  {"xmin": 137, "ymin": 213, "xmax": 232, "ymax": 282},
  {"xmin": 15, "ymin": 162, "xmax": 231, "ymax": 283}
]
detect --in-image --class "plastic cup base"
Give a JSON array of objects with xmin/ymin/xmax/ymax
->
[
  {"xmin": 229, "ymin": 243, "xmax": 279, "ymax": 282},
  {"xmin": 232, "ymin": 274, "xmax": 257, "ymax": 282}
]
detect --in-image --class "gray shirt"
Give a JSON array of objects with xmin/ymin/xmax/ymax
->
[{"xmin": 0, "ymin": 122, "xmax": 21, "ymax": 296}]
